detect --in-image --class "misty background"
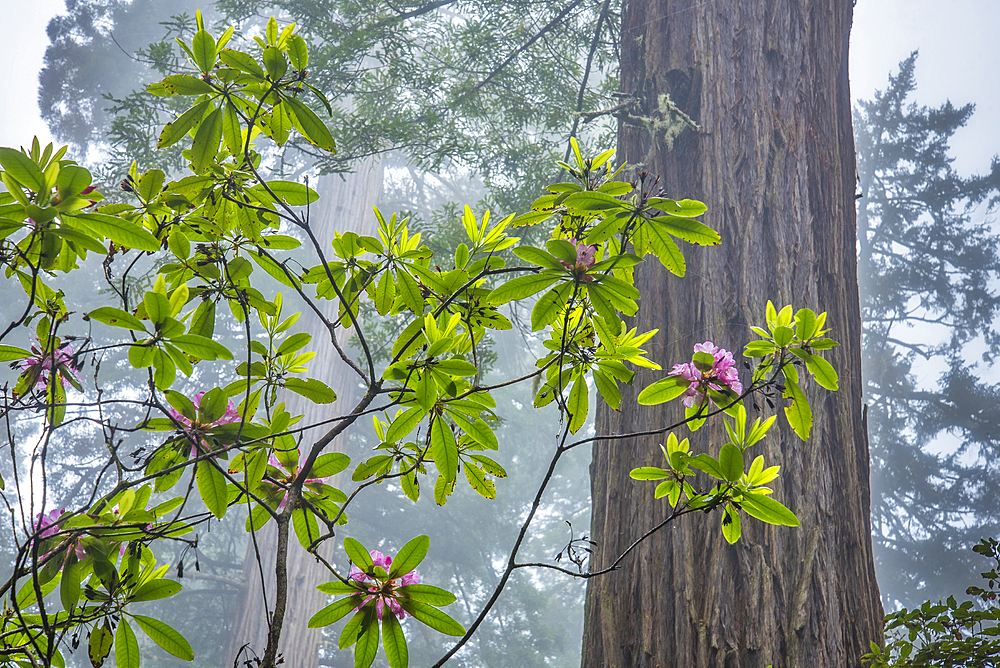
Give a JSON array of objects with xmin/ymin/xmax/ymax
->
[{"xmin": 0, "ymin": 0, "xmax": 997, "ymax": 665}]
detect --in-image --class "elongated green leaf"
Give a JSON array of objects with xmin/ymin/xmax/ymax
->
[
  {"xmin": 309, "ymin": 452, "xmax": 350, "ymax": 477},
  {"xmin": 628, "ymin": 467, "xmax": 671, "ymax": 481},
  {"xmin": 248, "ymin": 251, "xmax": 299, "ymax": 288},
  {"xmin": 309, "ymin": 594, "xmax": 364, "ymax": 628},
  {"xmin": 739, "ymin": 492, "xmax": 799, "ymax": 527},
  {"xmin": 70, "ymin": 212, "xmax": 160, "ymax": 251},
  {"xmin": 283, "ymin": 377, "xmax": 337, "ymax": 404},
  {"xmin": 563, "ymin": 191, "xmax": 627, "ymax": 211},
  {"xmin": 0, "ymin": 148, "xmax": 45, "ymax": 192},
  {"xmin": 643, "ymin": 220, "xmax": 686, "ymax": 276},
  {"xmin": 513, "ymin": 246, "xmax": 565, "ymax": 270},
  {"xmin": 131, "ymin": 615, "xmax": 194, "ymax": 660},
  {"xmin": 530, "ymin": 282, "xmax": 571, "ymax": 331},
  {"xmin": 196, "ymin": 460, "xmax": 228, "ymax": 519},
  {"xmin": 354, "ymin": 608, "xmax": 379, "ymax": 668},
  {"xmin": 389, "ymin": 535, "xmax": 429, "ymax": 579},
  {"xmin": 783, "ymin": 378, "xmax": 812, "ymax": 440},
  {"xmin": 222, "ymin": 102, "xmax": 243, "ymax": 156},
  {"xmin": 283, "ymin": 96, "xmax": 337, "ymax": 152},
  {"xmin": 567, "ymin": 376, "xmax": 588, "ymax": 434},
  {"xmin": 721, "ymin": 504, "xmax": 742, "ymax": 544},
  {"xmin": 398, "ymin": 600, "xmax": 464, "ymax": 636},
  {"xmin": 191, "ymin": 30, "xmax": 216, "ymax": 72},
  {"xmin": 169, "ymin": 334, "xmax": 234, "ymax": 361},
  {"xmin": 431, "ymin": 416, "xmax": 458, "ymax": 482},
  {"xmin": 486, "ymin": 272, "xmax": 559, "ymax": 305},
  {"xmin": 89, "ymin": 623, "xmax": 113, "ymax": 667},
  {"xmin": 653, "ymin": 215, "xmax": 721, "ymax": 245},
  {"xmin": 381, "ymin": 611, "xmax": 408, "ymax": 668},
  {"xmin": 0, "ymin": 344, "xmax": 30, "ymax": 361},
  {"xmin": 398, "ymin": 584, "xmax": 457, "ymax": 606},
  {"xmin": 219, "ymin": 49, "xmax": 265, "ymax": 78},
  {"xmin": 259, "ymin": 180, "xmax": 320, "ymax": 206},
  {"xmin": 87, "ymin": 307, "xmax": 147, "ymax": 331},
  {"xmin": 718, "ymin": 443, "xmax": 744, "ymax": 483},
  {"xmin": 130, "ymin": 578, "xmax": 181, "ymax": 602},
  {"xmin": 805, "ymin": 354, "xmax": 838, "ymax": 391},
  {"xmin": 190, "ymin": 107, "xmax": 223, "ymax": 174},
  {"xmin": 115, "ymin": 618, "xmax": 140, "ymax": 668},
  {"xmin": 385, "ymin": 406, "xmax": 426, "ymax": 444},
  {"xmin": 637, "ymin": 376, "xmax": 689, "ymax": 405},
  {"xmin": 156, "ymin": 74, "xmax": 215, "ymax": 95},
  {"xmin": 343, "ymin": 537, "xmax": 374, "ymax": 571}
]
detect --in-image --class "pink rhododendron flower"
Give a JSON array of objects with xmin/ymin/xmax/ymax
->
[
  {"xmin": 18, "ymin": 340, "xmax": 80, "ymax": 391},
  {"xmin": 560, "ymin": 238, "xmax": 597, "ymax": 282},
  {"xmin": 668, "ymin": 341, "xmax": 743, "ymax": 408},
  {"xmin": 169, "ymin": 391, "xmax": 240, "ymax": 455},
  {"xmin": 33, "ymin": 509, "xmax": 65, "ymax": 539},
  {"xmin": 349, "ymin": 549, "xmax": 420, "ymax": 620},
  {"xmin": 266, "ymin": 453, "xmax": 328, "ymax": 510}
]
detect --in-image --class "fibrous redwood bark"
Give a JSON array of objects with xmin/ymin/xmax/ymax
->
[
  {"xmin": 581, "ymin": 1, "xmax": 882, "ymax": 666},
  {"xmin": 226, "ymin": 159, "xmax": 383, "ymax": 667}
]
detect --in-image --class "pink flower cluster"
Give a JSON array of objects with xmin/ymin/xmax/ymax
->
[
  {"xmin": 560, "ymin": 238, "xmax": 597, "ymax": 282},
  {"xmin": 33, "ymin": 508, "xmax": 65, "ymax": 539},
  {"xmin": 19, "ymin": 340, "xmax": 80, "ymax": 390},
  {"xmin": 350, "ymin": 549, "xmax": 420, "ymax": 621},
  {"xmin": 266, "ymin": 453, "xmax": 328, "ymax": 510},
  {"xmin": 668, "ymin": 341, "xmax": 743, "ymax": 408},
  {"xmin": 168, "ymin": 391, "xmax": 240, "ymax": 455}
]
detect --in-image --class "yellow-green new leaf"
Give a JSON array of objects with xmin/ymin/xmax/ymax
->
[{"xmin": 782, "ymin": 378, "xmax": 812, "ymax": 441}]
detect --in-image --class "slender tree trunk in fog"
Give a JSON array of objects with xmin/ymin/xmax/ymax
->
[
  {"xmin": 581, "ymin": 1, "xmax": 882, "ymax": 666},
  {"xmin": 226, "ymin": 159, "xmax": 383, "ymax": 667}
]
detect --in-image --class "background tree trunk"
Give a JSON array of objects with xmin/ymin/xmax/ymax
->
[
  {"xmin": 581, "ymin": 1, "xmax": 882, "ymax": 666},
  {"xmin": 226, "ymin": 158, "xmax": 383, "ymax": 668}
]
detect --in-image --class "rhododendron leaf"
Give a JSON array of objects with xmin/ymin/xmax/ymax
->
[
  {"xmin": 399, "ymin": 600, "xmax": 465, "ymax": 636},
  {"xmin": 689, "ymin": 454, "xmax": 726, "ymax": 480},
  {"xmin": 158, "ymin": 100, "xmax": 212, "ymax": 149},
  {"xmin": 284, "ymin": 377, "xmax": 337, "ymax": 404},
  {"xmin": 641, "ymin": 220, "xmax": 686, "ymax": 276},
  {"xmin": 317, "ymin": 580, "xmax": 363, "ymax": 596},
  {"xmin": 433, "ymin": 475, "xmax": 455, "ymax": 506},
  {"xmin": 465, "ymin": 462, "xmax": 496, "ymax": 499},
  {"xmin": 245, "ymin": 503, "xmax": 272, "ymax": 532},
  {"xmin": 293, "ymin": 507, "xmax": 319, "ymax": 549},
  {"xmin": 381, "ymin": 612, "xmax": 408, "ymax": 668},
  {"xmin": 563, "ymin": 190, "xmax": 627, "ymax": 211},
  {"xmin": 637, "ymin": 376, "xmax": 688, "ymax": 405},
  {"xmin": 88, "ymin": 623, "xmax": 113, "ymax": 667},
  {"xmin": 60, "ymin": 557, "xmax": 82, "ymax": 612},
  {"xmin": 652, "ymin": 215, "xmax": 721, "ymax": 246},
  {"xmin": 398, "ymin": 584, "xmax": 457, "ymax": 606},
  {"xmin": 197, "ymin": 388, "xmax": 228, "ymax": 423},
  {"xmin": 721, "ymin": 504, "xmax": 742, "ymax": 544},
  {"xmin": 719, "ymin": 443, "xmax": 744, "ymax": 483},
  {"xmin": 131, "ymin": 615, "xmax": 194, "ymax": 660},
  {"xmin": 805, "ymin": 354, "xmax": 838, "ymax": 391},
  {"xmin": 795, "ymin": 308, "xmax": 818, "ymax": 340},
  {"xmin": 545, "ymin": 239, "xmax": 578, "ymax": 264},
  {"xmin": 385, "ymin": 406, "xmax": 426, "ymax": 444},
  {"xmin": 115, "ymin": 618, "xmax": 140, "ymax": 668},
  {"xmin": 190, "ymin": 106, "xmax": 223, "ymax": 174},
  {"xmin": 196, "ymin": 460, "xmax": 228, "ymax": 519},
  {"xmin": 310, "ymin": 452, "xmax": 350, "ymax": 478},
  {"xmin": 191, "ymin": 30, "xmax": 216, "ymax": 73},
  {"xmin": 629, "ymin": 467, "xmax": 672, "ymax": 481},
  {"xmin": 283, "ymin": 96, "xmax": 337, "ymax": 152},
  {"xmin": 343, "ymin": 537, "xmax": 374, "ymax": 572},
  {"xmin": 354, "ymin": 607, "xmax": 380, "ymax": 668},
  {"xmin": 389, "ymin": 535, "xmax": 429, "ymax": 579},
  {"xmin": 772, "ymin": 325, "xmax": 794, "ymax": 348},
  {"xmin": 782, "ymin": 378, "xmax": 812, "ymax": 440},
  {"xmin": 513, "ymin": 246, "xmax": 565, "ymax": 270},
  {"xmin": 567, "ymin": 376, "xmax": 588, "ymax": 434},
  {"xmin": 310, "ymin": 594, "xmax": 364, "ymax": 629},
  {"xmin": 487, "ymin": 272, "xmax": 559, "ymax": 304},
  {"xmin": 130, "ymin": 578, "xmax": 181, "ymax": 603},
  {"xmin": 739, "ymin": 492, "xmax": 799, "ymax": 527},
  {"xmin": 0, "ymin": 345, "xmax": 30, "ymax": 362},
  {"xmin": 431, "ymin": 415, "xmax": 458, "ymax": 482},
  {"xmin": 530, "ymin": 282, "xmax": 571, "ymax": 331}
]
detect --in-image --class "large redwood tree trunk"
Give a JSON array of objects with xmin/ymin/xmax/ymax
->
[
  {"xmin": 226, "ymin": 158, "xmax": 383, "ymax": 667},
  {"xmin": 581, "ymin": 1, "xmax": 882, "ymax": 666}
]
